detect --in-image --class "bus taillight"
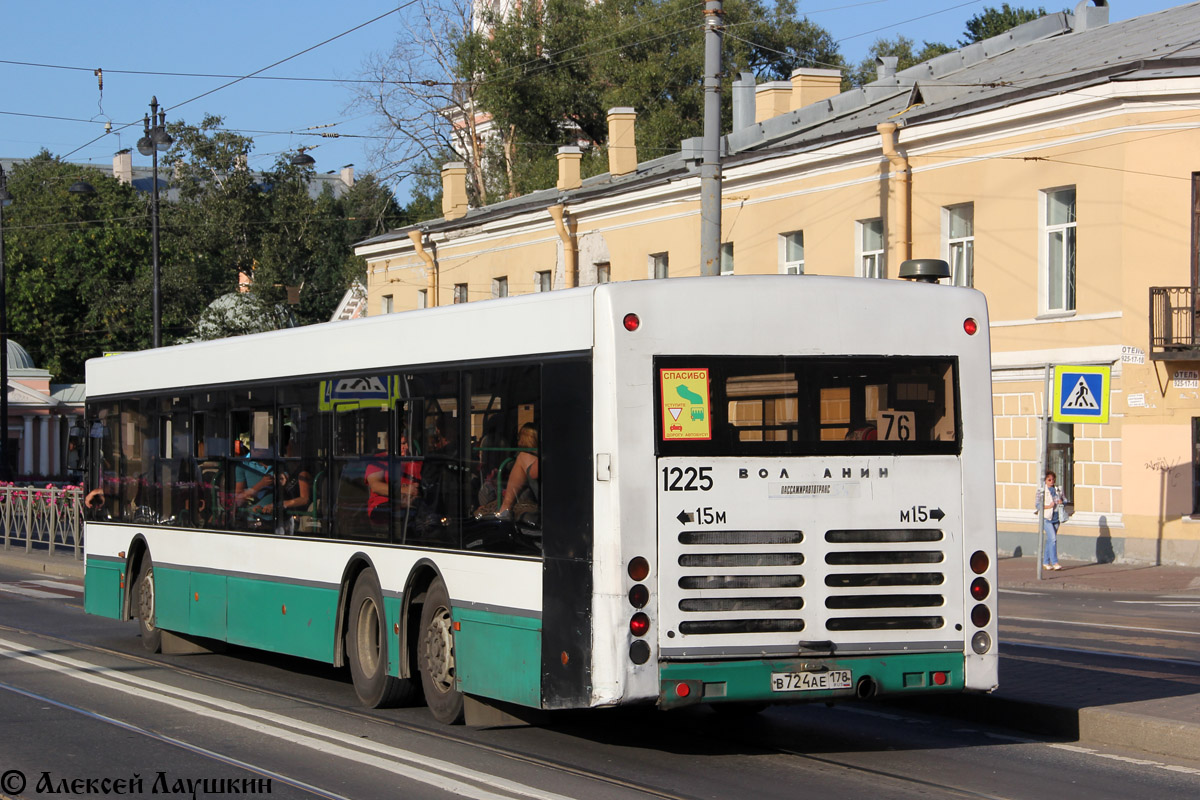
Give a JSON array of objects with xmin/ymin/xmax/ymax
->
[
  {"xmin": 969, "ymin": 550, "xmax": 989, "ymax": 574},
  {"xmin": 628, "ymin": 584, "xmax": 649, "ymax": 608},
  {"xmin": 932, "ymin": 671, "xmax": 948, "ymax": 686},
  {"xmin": 628, "ymin": 557, "xmax": 650, "ymax": 581},
  {"xmin": 963, "ymin": 318, "xmax": 978, "ymax": 335},
  {"xmin": 630, "ymin": 612, "xmax": 650, "ymax": 637},
  {"xmin": 623, "ymin": 313, "xmax": 640, "ymax": 332},
  {"xmin": 972, "ymin": 631, "xmax": 992, "ymax": 654},
  {"xmin": 970, "ymin": 604, "xmax": 991, "ymax": 627},
  {"xmin": 970, "ymin": 577, "xmax": 989, "ymax": 601}
]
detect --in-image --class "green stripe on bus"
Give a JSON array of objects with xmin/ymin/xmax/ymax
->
[
  {"xmin": 660, "ymin": 652, "xmax": 965, "ymax": 706},
  {"xmin": 83, "ymin": 559, "xmax": 123, "ymax": 619},
  {"xmin": 146, "ymin": 567, "xmax": 337, "ymax": 663},
  {"xmin": 452, "ymin": 606, "xmax": 542, "ymax": 708}
]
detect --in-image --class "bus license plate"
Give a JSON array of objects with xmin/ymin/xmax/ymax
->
[{"xmin": 771, "ymin": 670, "xmax": 852, "ymax": 692}]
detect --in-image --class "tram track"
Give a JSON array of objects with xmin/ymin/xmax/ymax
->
[{"xmin": 0, "ymin": 620, "xmax": 1029, "ymax": 799}]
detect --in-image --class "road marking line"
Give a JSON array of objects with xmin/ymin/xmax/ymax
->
[
  {"xmin": 0, "ymin": 637, "xmax": 573, "ymax": 800},
  {"xmin": 998, "ymin": 589, "xmax": 1048, "ymax": 596},
  {"xmin": 1003, "ymin": 616, "xmax": 1200, "ymax": 637},
  {"xmin": 1000, "ymin": 640, "xmax": 1200, "ymax": 669},
  {"xmin": 0, "ymin": 678, "xmax": 351, "ymax": 800},
  {"xmin": 1049, "ymin": 738, "xmax": 1200, "ymax": 775},
  {"xmin": 30, "ymin": 579, "xmax": 83, "ymax": 593},
  {"xmin": 0, "ymin": 584, "xmax": 71, "ymax": 600}
]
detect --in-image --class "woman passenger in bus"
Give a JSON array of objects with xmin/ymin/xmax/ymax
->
[
  {"xmin": 234, "ymin": 443, "xmax": 274, "ymax": 524},
  {"xmin": 493, "ymin": 423, "xmax": 539, "ymax": 520},
  {"xmin": 364, "ymin": 430, "xmax": 422, "ymax": 526}
]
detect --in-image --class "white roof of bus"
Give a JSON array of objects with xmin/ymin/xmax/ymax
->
[{"xmin": 85, "ymin": 276, "xmax": 989, "ymax": 398}]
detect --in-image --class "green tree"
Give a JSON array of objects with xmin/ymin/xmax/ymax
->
[
  {"xmin": 461, "ymin": 0, "xmax": 843, "ymax": 201},
  {"xmin": 960, "ymin": 4, "xmax": 1048, "ymax": 46},
  {"xmin": 849, "ymin": 35, "xmax": 954, "ymax": 87},
  {"xmin": 1, "ymin": 152, "xmax": 154, "ymax": 380}
]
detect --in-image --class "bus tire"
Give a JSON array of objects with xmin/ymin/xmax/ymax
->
[
  {"xmin": 347, "ymin": 568, "xmax": 416, "ymax": 708},
  {"xmin": 135, "ymin": 557, "xmax": 162, "ymax": 653},
  {"xmin": 418, "ymin": 577, "xmax": 464, "ymax": 724}
]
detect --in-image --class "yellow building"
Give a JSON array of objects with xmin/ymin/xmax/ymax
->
[{"xmin": 356, "ymin": 1, "xmax": 1200, "ymax": 566}]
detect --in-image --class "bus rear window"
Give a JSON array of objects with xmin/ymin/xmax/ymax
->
[{"xmin": 656, "ymin": 356, "xmax": 960, "ymax": 456}]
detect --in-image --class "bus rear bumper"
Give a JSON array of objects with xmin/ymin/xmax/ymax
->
[{"xmin": 658, "ymin": 652, "xmax": 965, "ymax": 709}]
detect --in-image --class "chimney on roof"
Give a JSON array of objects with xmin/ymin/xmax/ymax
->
[
  {"xmin": 732, "ymin": 73, "xmax": 756, "ymax": 131},
  {"xmin": 606, "ymin": 107, "xmax": 637, "ymax": 178},
  {"xmin": 1073, "ymin": 0, "xmax": 1109, "ymax": 31},
  {"xmin": 875, "ymin": 57, "xmax": 899, "ymax": 82},
  {"xmin": 340, "ymin": 164, "xmax": 354, "ymax": 188},
  {"xmin": 441, "ymin": 162, "xmax": 469, "ymax": 220},
  {"xmin": 556, "ymin": 145, "xmax": 582, "ymax": 191},
  {"xmin": 790, "ymin": 68, "xmax": 842, "ymax": 111},
  {"xmin": 113, "ymin": 149, "xmax": 132, "ymax": 185},
  {"xmin": 755, "ymin": 82, "xmax": 792, "ymax": 123}
]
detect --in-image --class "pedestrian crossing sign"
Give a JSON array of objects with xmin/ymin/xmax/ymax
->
[{"xmin": 1053, "ymin": 365, "xmax": 1111, "ymax": 424}]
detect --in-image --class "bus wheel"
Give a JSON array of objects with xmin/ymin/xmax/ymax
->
[
  {"xmin": 135, "ymin": 558, "xmax": 161, "ymax": 653},
  {"xmin": 418, "ymin": 578, "xmax": 464, "ymax": 724},
  {"xmin": 347, "ymin": 568, "xmax": 416, "ymax": 708}
]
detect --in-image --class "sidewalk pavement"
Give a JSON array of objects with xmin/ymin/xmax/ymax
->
[{"xmin": 2, "ymin": 544, "xmax": 1198, "ymax": 762}]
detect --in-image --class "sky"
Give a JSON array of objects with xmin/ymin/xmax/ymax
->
[{"xmin": 0, "ymin": 0, "xmax": 1186, "ymax": 202}]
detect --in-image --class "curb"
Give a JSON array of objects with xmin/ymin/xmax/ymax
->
[{"xmin": 0, "ymin": 547, "xmax": 85, "ymax": 579}]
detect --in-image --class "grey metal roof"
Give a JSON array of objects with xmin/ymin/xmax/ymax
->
[{"xmin": 358, "ymin": 2, "xmax": 1200, "ymax": 248}]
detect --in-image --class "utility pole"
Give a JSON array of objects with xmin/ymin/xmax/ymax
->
[{"xmin": 699, "ymin": 0, "xmax": 723, "ymax": 276}]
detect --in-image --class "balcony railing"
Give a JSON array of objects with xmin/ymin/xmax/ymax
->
[{"xmin": 1150, "ymin": 286, "xmax": 1200, "ymax": 360}]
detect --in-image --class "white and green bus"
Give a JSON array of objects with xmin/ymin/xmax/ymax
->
[{"xmin": 83, "ymin": 274, "xmax": 999, "ymax": 724}]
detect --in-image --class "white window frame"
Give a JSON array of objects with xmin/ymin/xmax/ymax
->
[
  {"xmin": 453, "ymin": 283, "xmax": 468, "ymax": 304},
  {"xmin": 535, "ymin": 270, "xmax": 552, "ymax": 292},
  {"xmin": 595, "ymin": 262, "xmax": 611, "ymax": 284},
  {"xmin": 381, "ymin": 294, "xmax": 394, "ymax": 315},
  {"xmin": 416, "ymin": 290, "xmax": 427, "ymax": 309},
  {"xmin": 720, "ymin": 242, "xmax": 734, "ymax": 275},
  {"xmin": 649, "ymin": 252, "xmax": 669, "ymax": 279},
  {"xmin": 779, "ymin": 231, "xmax": 804, "ymax": 274},
  {"xmin": 942, "ymin": 204, "xmax": 974, "ymax": 288},
  {"xmin": 857, "ymin": 218, "xmax": 885, "ymax": 279},
  {"xmin": 1039, "ymin": 186, "xmax": 1076, "ymax": 315},
  {"xmin": 492, "ymin": 276, "xmax": 509, "ymax": 299}
]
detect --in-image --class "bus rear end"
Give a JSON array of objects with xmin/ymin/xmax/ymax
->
[{"xmin": 598, "ymin": 277, "xmax": 998, "ymax": 711}]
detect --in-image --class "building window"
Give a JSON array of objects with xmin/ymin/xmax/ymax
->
[
  {"xmin": 650, "ymin": 252, "xmax": 669, "ymax": 279},
  {"xmin": 493, "ymin": 276, "xmax": 508, "ymax": 298},
  {"xmin": 381, "ymin": 295, "xmax": 394, "ymax": 315},
  {"xmin": 453, "ymin": 284, "xmax": 468, "ymax": 304},
  {"xmin": 781, "ymin": 231, "xmax": 804, "ymax": 274},
  {"xmin": 858, "ymin": 219, "xmax": 885, "ymax": 279},
  {"xmin": 720, "ymin": 243, "xmax": 734, "ymax": 275},
  {"xmin": 944, "ymin": 204, "xmax": 974, "ymax": 288},
  {"xmin": 1047, "ymin": 422, "xmax": 1074, "ymax": 505},
  {"xmin": 596, "ymin": 262, "xmax": 611, "ymax": 284},
  {"xmin": 1042, "ymin": 187, "xmax": 1076, "ymax": 312},
  {"xmin": 417, "ymin": 290, "xmax": 427, "ymax": 309},
  {"xmin": 535, "ymin": 270, "xmax": 552, "ymax": 292}
]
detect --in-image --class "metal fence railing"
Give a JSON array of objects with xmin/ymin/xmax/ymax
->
[{"xmin": 0, "ymin": 485, "xmax": 84, "ymax": 558}]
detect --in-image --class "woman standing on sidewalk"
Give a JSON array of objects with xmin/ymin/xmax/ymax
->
[{"xmin": 1041, "ymin": 470, "xmax": 1064, "ymax": 570}]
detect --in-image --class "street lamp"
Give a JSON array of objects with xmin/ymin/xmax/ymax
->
[
  {"xmin": 0, "ymin": 164, "xmax": 13, "ymax": 481},
  {"xmin": 137, "ymin": 96, "xmax": 172, "ymax": 348}
]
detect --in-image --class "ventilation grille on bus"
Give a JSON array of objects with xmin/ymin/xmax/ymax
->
[
  {"xmin": 674, "ymin": 530, "xmax": 806, "ymax": 635},
  {"xmin": 823, "ymin": 529, "xmax": 946, "ymax": 631},
  {"xmin": 671, "ymin": 527, "xmax": 948, "ymax": 639}
]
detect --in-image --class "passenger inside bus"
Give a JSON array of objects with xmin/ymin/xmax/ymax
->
[
  {"xmin": 477, "ymin": 422, "xmax": 539, "ymax": 521},
  {"xmin": 235, "ymin": 441, "xmax": 274, "ymax": 524}
]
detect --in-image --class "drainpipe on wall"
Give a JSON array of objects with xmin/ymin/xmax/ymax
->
[
  {"xmin": 548, "ymin": 204, "xmax": 577, "ymax": 289},
  {"xmin": 408, "ymin": 229, "xmax": 438, "ymax": 307},
  {"xmin": 877, "ymin": 121, "xmax": 912, "ymax": 267}
]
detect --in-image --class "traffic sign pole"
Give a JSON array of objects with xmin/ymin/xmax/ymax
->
[{"xmin": 1034, "ymin": 365, "xmax": 1051, "ymax": 581}]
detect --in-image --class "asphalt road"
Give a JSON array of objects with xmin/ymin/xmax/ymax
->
[{"xmin": 1, "ymin": 563, "xmax": 1198, "ymax": 800}]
